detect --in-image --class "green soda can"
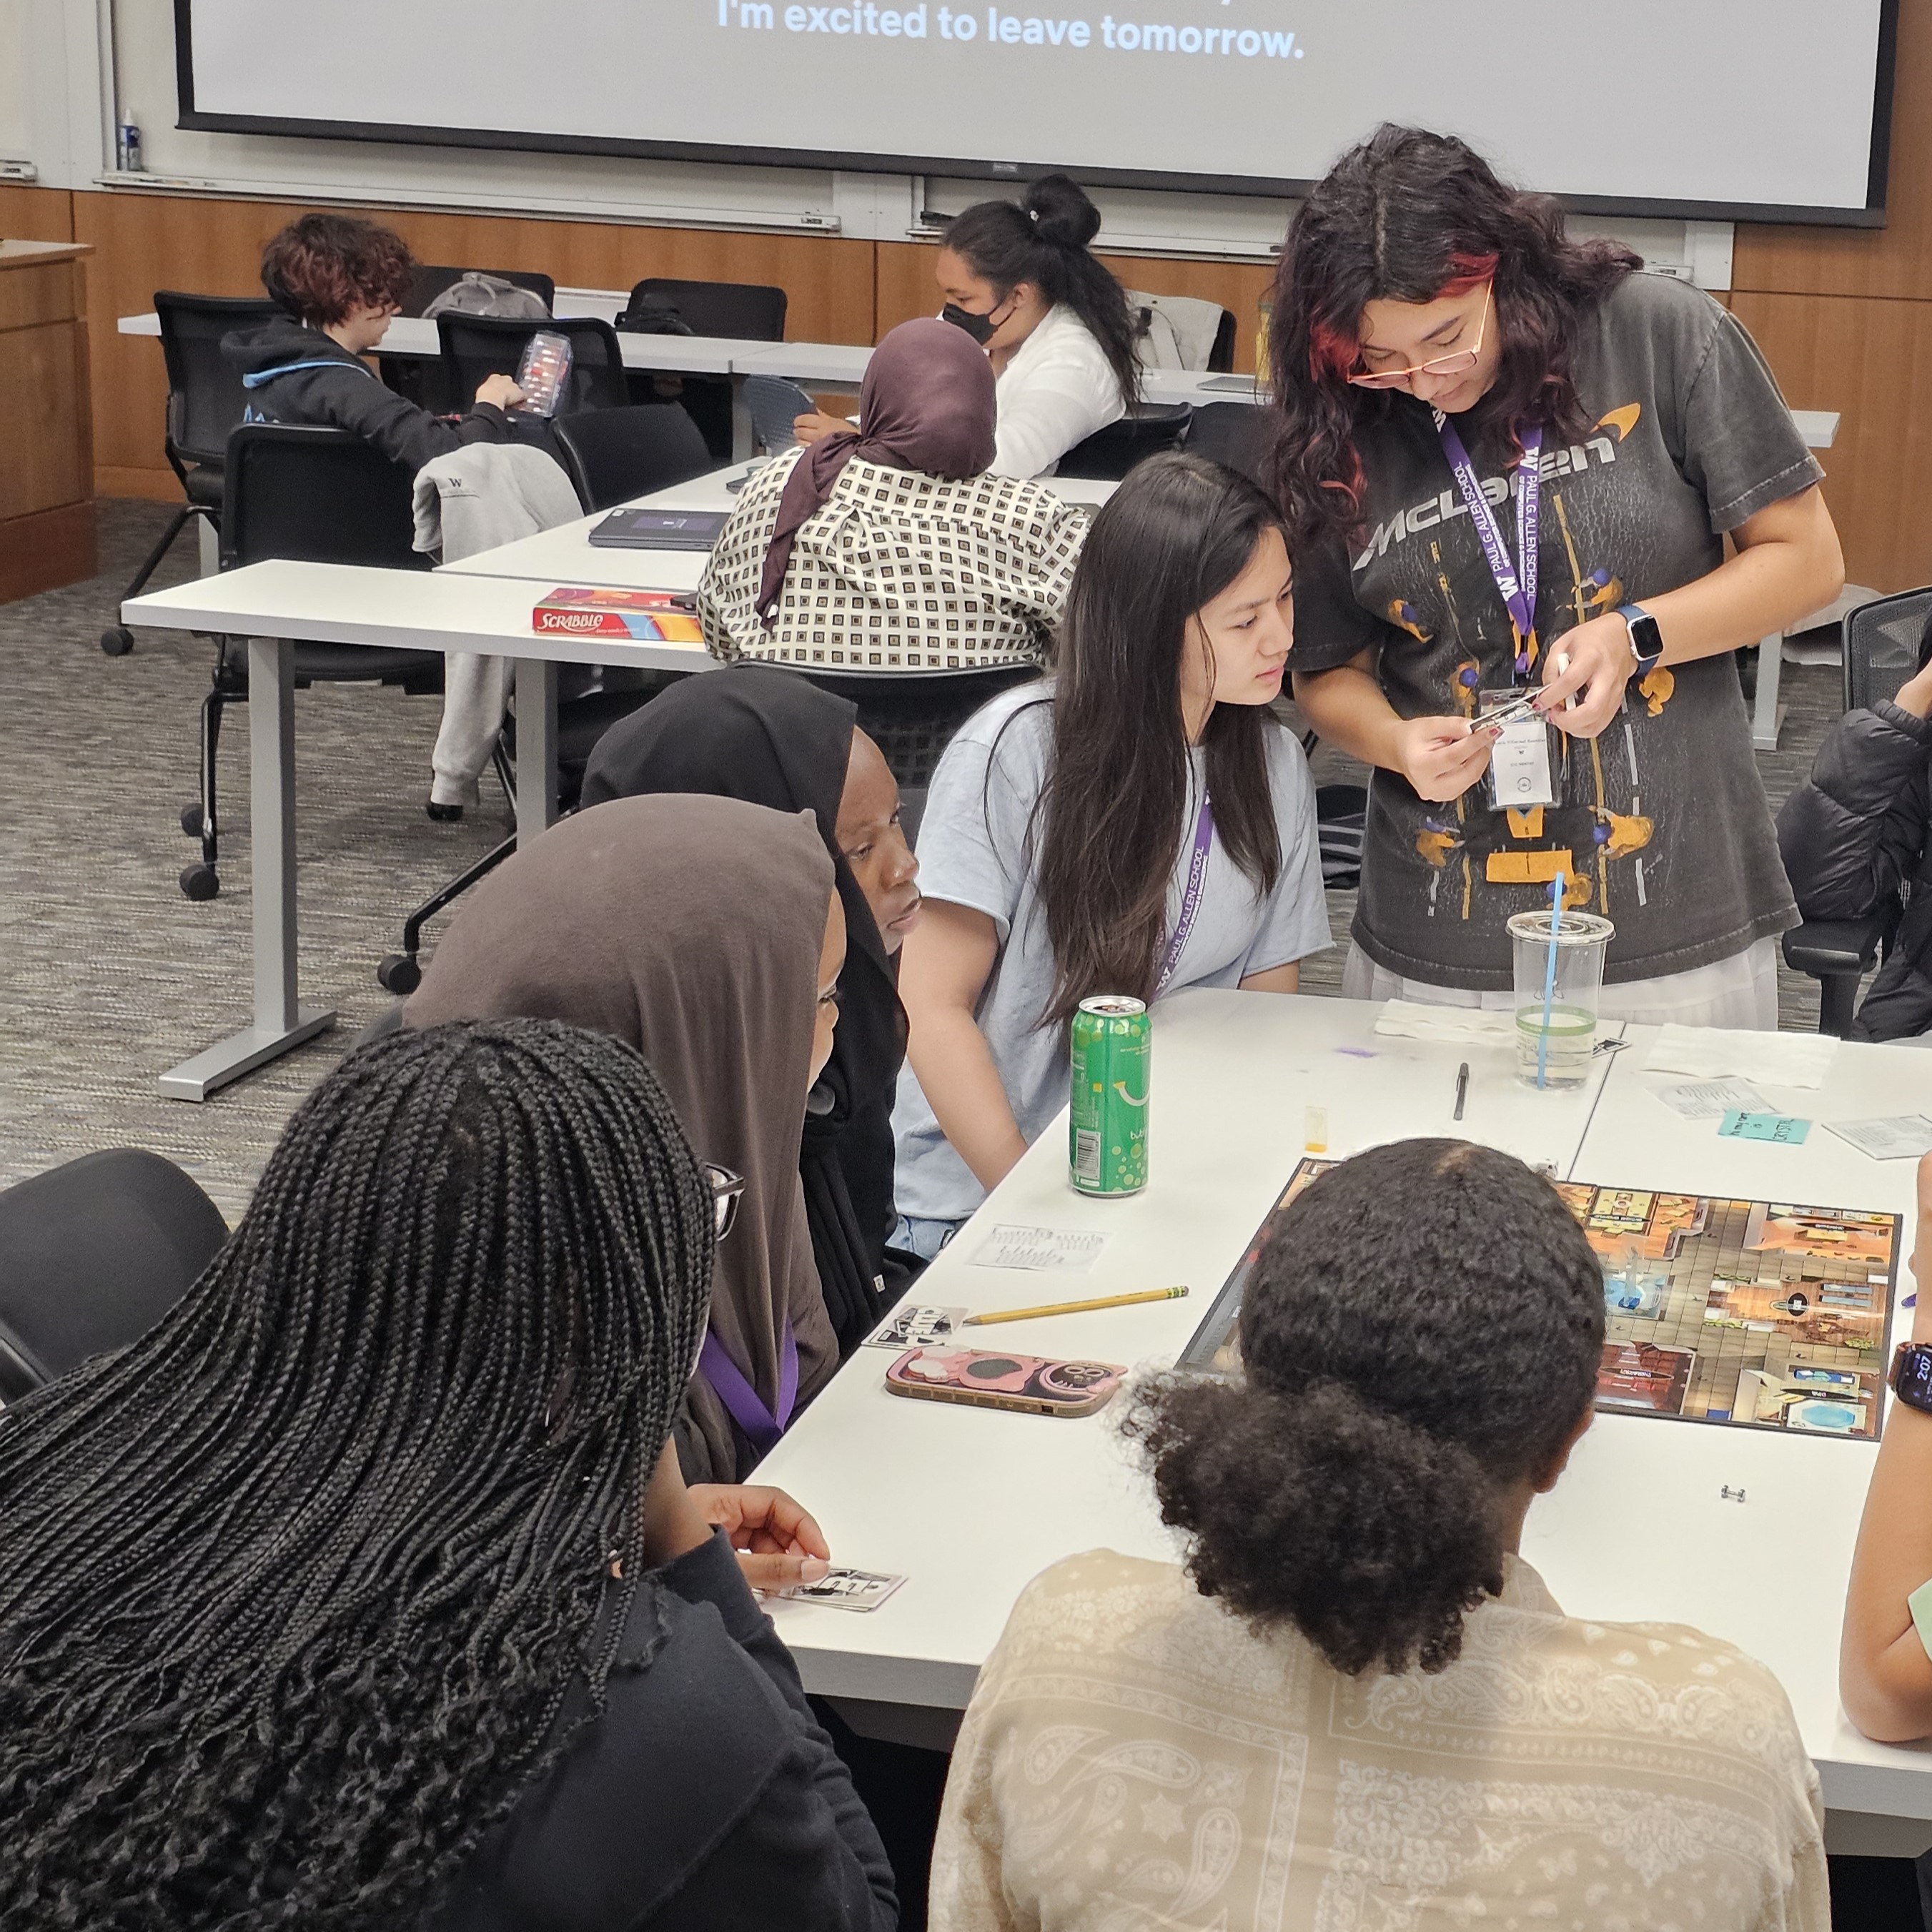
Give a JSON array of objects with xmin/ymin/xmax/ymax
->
[{"xmin": 1069, "ymin": 996, "xmax": 1151, "ymax": 1197}]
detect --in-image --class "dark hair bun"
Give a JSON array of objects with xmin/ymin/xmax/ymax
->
[
  {"xmin": 1024, "ymin": 174, "xmax": 1102, "ymax": 253},
  {"xmin": 1129, "ymin": 1374, "xmax": 1502, "ymax": 1677}
]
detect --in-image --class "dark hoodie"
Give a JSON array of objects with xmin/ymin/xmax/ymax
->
[{"xmin": 224, "ymin": 314, "xmax": 515, "ymax": 475}]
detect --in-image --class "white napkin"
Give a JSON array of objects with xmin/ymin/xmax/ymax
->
[
  {"xmin": 1372, "ymin": 1000, "xmax": 1516, "ymax": 1048},
  {"xmin": 1641, "ymin": 1024, "xmax": 1838, "ymax": 1089}
]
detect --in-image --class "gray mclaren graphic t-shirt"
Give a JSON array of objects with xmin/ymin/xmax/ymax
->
[{"xmin": 1292, "ymin": 271, "xmax": 1818, "ymax": 991}]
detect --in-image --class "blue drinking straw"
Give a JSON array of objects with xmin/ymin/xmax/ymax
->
[{"xmin": 1536, "ymin": 870, "xmax": 1565, "ymax": 1090}]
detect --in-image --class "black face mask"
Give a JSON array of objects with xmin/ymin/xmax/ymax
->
[{"xmin": 941, "ymin": 301, "xmax": 1000, "ymax": 347}]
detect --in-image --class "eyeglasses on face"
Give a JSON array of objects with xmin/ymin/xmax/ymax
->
[
  {"xmin": 1347, "ymin": 282, "xmax": 1492, "ymax": 391},
  {"xmin": 700, "ymin": 1161, "xmax": 745, "ymax": 1242}
]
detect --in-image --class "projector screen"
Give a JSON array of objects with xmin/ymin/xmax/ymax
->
[{"xmin": 174, "ymin": 0, "xmax": 1898, "ymax": 223}]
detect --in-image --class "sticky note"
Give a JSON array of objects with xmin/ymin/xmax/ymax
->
[{"xmin": 1718, "ymin": 1109, "xmax": 1812, "ymax": 1145}]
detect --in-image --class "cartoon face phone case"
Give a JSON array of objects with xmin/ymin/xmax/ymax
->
[{"xmin": 884, "ymin": 1347, "xmax": 1126, "ymax": 1418}]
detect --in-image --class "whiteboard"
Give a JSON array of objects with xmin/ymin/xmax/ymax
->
[{"xmin": 175, "ymin": 0, "xmax": 1898, "ymax": 223}]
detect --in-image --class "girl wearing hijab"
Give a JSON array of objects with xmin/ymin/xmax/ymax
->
[
  {"xmin": 698, "ymin": 317, "xmax": 1088, "ymax": 671},
  {"xmin": 406, "ymin": 794, "xmax": 847, "ymax": 1484},
  {"xmin": 581, "ymin": 665, "xmax": 923, "ymax": 1352}
]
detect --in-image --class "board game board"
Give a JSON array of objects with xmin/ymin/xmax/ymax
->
[{"xmin": 1179, "ymin": 1159, "xmax": 1905, "ymax": 1440}]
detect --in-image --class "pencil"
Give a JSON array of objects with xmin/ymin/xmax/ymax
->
[
  {"xmin": 1453, "ymin": 1061, "xmax": 1470, "ymax": 1121},
  {"xmin": 962, "ymin": 1287, "xmax": 1190, "ymax": 1327}
]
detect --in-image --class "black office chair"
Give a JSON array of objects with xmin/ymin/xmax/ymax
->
[
  {"xmin": 798, "ymin": 665, "xmax": 1039, "ymax": 794},
  {"xmin": 1781, "ymin": 586, "xmax": 1932, "ymax": 1034},
  {"xmin": 551, "ymin": 404, "xmax": 715, "ymax": 511},
  {"xmin": 1057, "ymin": 402, "xmax": 1194, "ymax": 480},
  {"xmin": 100, "ymin": 291, "xmax": 282, "ymax": 657},
  {"xmin": 1207, "ymin": 309, "xmax": 1238, "ymax": 374},
  {"xmin": 436, "ymin": 313, "xmax": 629, "ymax": 415},
  {"xmin": 1186, "ymin": 400, "xmax": 1268, "ymax": 485},
  {"xmin": 377, "ymin": 687, "xmax": 673, "ymax": 994},
  {"xmin": 0, "ymin": 1149, "xmax": 228, "ymax": 1400},
  {"xmin": 624, "ymin": 277, "xmax": 787, "ymax": 341},
  {"xmin": 379, "ymin": 266, "xmax": 558, "ymax": 412},
  {"xmin": 177, "ymin": 424, "xmax": 444, "ymax": 902}
]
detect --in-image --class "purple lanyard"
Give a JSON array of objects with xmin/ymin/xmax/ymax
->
[
  {"xmin": 1154, "ymin": 796, "xmax": 1215, "ymax": 998},
  {"xmin": 1434, "ymin": 412, "xmax": 1543, "ymax": 679},
  {"xmin": 700, "ymin": 1322, "xmax": 799, "ymax": 1457}
]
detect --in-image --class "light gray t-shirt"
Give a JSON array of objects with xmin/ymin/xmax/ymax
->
[{"xmin": 893, "ymin": 684, "xmax": 1332, "ymax": 1224}]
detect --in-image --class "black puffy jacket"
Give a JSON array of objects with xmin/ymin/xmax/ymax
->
[{"xmin": 1775, "ymin": 696, "xmax": 1932, "ymax": 1040}]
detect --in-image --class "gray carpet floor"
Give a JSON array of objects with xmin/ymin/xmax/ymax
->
[{"xmin": 0, "ymin": 498, "xmax": 1843, "ymax": 1221}]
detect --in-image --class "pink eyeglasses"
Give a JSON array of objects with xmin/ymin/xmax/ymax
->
[{"xmin": 1347, "ymin": 282, "xmax": 1492, "ymax": 391}]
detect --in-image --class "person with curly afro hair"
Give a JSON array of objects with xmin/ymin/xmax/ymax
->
[
  {"xmin": 929, "ymin": 1139, "xmax": 1828, "ymax": 1931},
  {"xmin": 223, "ymin": 211, "xmax": 527, "ymax": 473}
]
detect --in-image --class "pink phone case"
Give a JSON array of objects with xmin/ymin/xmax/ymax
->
[{"xmin": 884, "ymin": 1347, "xmax": 1126, "ymax": 1417}]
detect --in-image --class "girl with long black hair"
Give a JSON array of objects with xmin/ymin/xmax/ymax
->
[
  {"xmin": 798, "ymin": 175, "xmax": 1141, "ymax": 478},
  {"xmin": 0, "ymin": 1018, "xmax": 895, "ymax": 1930},
  {"xmin": 1276, "ymin": 124, "xmax": 1843, "ymax": 1025},
  {"xmin": 891, "ymin": 452, "xmax": 1329, "ymax": 1253}
]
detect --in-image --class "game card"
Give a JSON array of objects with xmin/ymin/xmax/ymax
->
[
  {"xmin": 970, "ymin": 1224, "xmax": 1106, "ymax": 1273},
  {"xmin": 862, "ymin": 1304, "xmax": 969, "ymax": 1349},
  {"xmin": 1823, "ymin": 1115, "xmax": 1932, "ymax": 1161},
  {"xmin": 776, "ymin": 1567, "xmax": 906, "ymax": 1613},
  {"xmin": 1719, "ymin": 1110, "xmax": 1812, "ymax": 1145},
  {"xmin": 1655, "ymin": 1076, "xmax": 1770, "ymax": 1121}
]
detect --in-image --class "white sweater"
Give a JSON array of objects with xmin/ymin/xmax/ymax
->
[{"xmin": 989, "ymin": 303, "xmax": 1126, "ymax": 479}]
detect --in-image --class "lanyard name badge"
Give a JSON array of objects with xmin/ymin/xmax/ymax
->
[
  {"xmin": 1435, "ymin": 412, "xmax": 1557, "ymax": 811},
  {"xmin": 1154, "ymin": 796, "xmax": 1214, "ymax": 998}
]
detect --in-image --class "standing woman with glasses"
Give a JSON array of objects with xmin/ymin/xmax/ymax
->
[
  {"xmin": 407, "ymin": 794, "xmax": 848, "ymax": 1483},
  {"xmin": 1275, "ymin": 125, "xmax": 1844, "ymax": 1024}
]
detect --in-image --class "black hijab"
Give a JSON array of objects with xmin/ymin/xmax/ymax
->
[{"xmin": 582, "ymin": 665, "xmax": 909, "ymax": 1352}]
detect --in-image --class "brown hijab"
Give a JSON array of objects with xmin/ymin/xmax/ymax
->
[
  {"xmin": 405, "ymin": 793, "xmax": 838, "ymax": 1482},
  {"xmin": 756, "ymin": 315, "xmax": 999, "ymax": 625}
]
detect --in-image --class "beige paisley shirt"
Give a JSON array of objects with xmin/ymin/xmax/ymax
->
[
  {"xmin": 932, "ymin": 1548, "xmax": 1827, "ymax": 1932},
  {"xmin": 697, "ymin": 448, "xmax": 1088, "ymax": 671}
]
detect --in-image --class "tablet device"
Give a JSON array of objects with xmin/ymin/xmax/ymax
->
[
  {"xmin": 1194, "ymin": 375, "xmax": 1259, "ymax": 393},
  {"xmin": 590, "ymin": 509, "xmax": 730, "ymax": 551}
]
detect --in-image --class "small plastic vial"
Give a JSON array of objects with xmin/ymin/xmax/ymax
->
[{"xmin": 1303, "ymin": 1105, "xmax": 1329, "ymax": 1154}]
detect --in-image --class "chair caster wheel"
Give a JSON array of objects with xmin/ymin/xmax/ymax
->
[
  {"xmin": 180, "ymin": 803, "xmax": 204, "ymax": 838},
  {"xmin": 376, "ymin": 953, "xmax": 422, "ymax": 995},
  {"xmin": 100, "ymin": 627, "xmax": 134, "ymax": 657},
  {"xmin": 179, "ymin": 863, "xmax": 220, "ymax": 902}
]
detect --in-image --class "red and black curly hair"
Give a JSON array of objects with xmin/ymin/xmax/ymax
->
[
  {"xmin": 1264, "ymin": 125, "xmax": 1640, "ymax": 548},
  {"xmin": 260, "ymin": 212, "xmax": 418, "ymax": 328}
]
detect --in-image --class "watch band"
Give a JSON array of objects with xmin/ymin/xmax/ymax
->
[{"xmin": 1618, "ymin": 602, "xmax": 1665, "ymax": 676}]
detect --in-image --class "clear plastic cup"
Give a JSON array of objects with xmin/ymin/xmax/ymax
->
[{"xmin": 1507, "ymin": 908, "xmax": 1614, "ymax": 1089}]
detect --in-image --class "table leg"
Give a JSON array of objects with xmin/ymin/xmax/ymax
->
[
  {"xmin": 1751, "ymin": 631, "xmax": 1786, "ymax": 751},
  {"xmin": 159, "ymin": 637, "xmax": 336, "ymax": 1101},
  {"xmin": 730, "ymin": 373, "xmax": 754, "ymax": 462},
  {"xmin": 197, "ymin": 515, "xmax": 219, "ymax": 579},
  {"xmin": 515, "ymin": 658, "xmax": 559, "ymax": 844}
]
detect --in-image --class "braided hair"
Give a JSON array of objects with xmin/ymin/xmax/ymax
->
[{"xmin": 0, "ymin": 1017, "xmax": 715, "ymax": 1930}]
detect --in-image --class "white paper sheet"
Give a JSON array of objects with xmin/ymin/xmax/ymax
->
[{"xmin": 969, "ymin": 1225, "xmax": 1106, "ymax": 1273}]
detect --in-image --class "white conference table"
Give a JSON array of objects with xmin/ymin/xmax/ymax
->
[
  {"xmin": 118, "ymin": 459, "xmax": 1106, "ymax": 1098},
  {"xmin": 755, "ymin": 986, "xmax": 1932, "ymax": 1849},
  {"xmin": 435, "ymin": 457, "xmax": 1116, "ymax": 591}
]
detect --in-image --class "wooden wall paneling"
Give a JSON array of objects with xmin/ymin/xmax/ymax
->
[
  {"xmin": 0, "ymin": 322, "xmax": 87, "ymax": 518},
  {"xmin": 75, "ymin": 189, "xmax": 880, "ymax": 490},
  {"xmin": 0, "ymin": 184, "xmax": 74, "ymax": 242},
  {"xmin": 878, "ymin": 238, "xmax": 1279, "ymax": 371},
  {"xmin": 1730, "ymin": 290, "xmax": 1932, "ymax": 593},
  {"xmin": 1733, "ymin": 0, "xmax": 1932, "ymax": 300}
]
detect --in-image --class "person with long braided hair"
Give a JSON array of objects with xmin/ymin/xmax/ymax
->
[{"xmin": 0, "ymin": 1019, "xmax": 897, "ymax": 1931}]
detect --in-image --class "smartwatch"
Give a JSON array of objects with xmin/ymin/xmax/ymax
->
[
  {"xmin": 1891, "ymin": 1341, "xmax": 1932, "ymax": 1415},
  {"xmin": 1618, "ymin": 602, "xmax": 1665, "ymax": 677}
]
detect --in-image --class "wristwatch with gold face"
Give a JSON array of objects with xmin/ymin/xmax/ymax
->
[{"xmin": 1618, "ymin": 601, "xmax": 1665, "ymax": 677}]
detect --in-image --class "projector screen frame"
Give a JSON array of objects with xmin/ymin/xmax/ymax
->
[{"xmin": 170, "ymin": 0, "xmax": 1901, "ymax": 229}]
